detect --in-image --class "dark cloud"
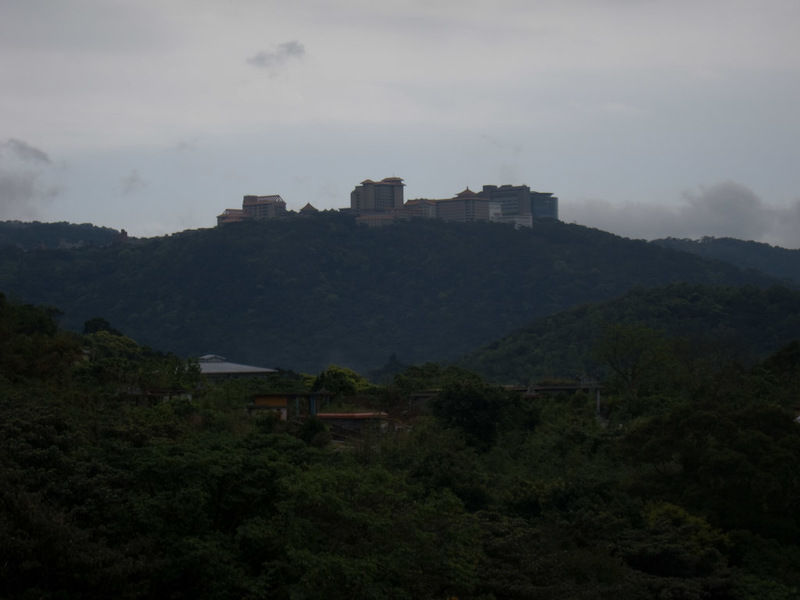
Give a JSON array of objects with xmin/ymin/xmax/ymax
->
[
  {"xmin": 246, "ymin": 40, "xmax": 305, "ymax": 74},
  {"xmin": 680, "ymin": 181, "xmax": 773, "ymax": 240},
  {"xmin": 121, "ymin": 170, "xmax": 148, "ymax": 196},
  {"xmin": 2, "ymin": 138, "xmax": 52, "ymax": 164},
  {"xmin": 565, "ymin": 181, "xmax": 800, "ymax": 249},
  {"xmin": 0, "ymin": 138, "xmax": 58, "ymax": 220}
]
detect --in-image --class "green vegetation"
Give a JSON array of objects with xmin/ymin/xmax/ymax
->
[
  {"xmin": 0, "ymin": 214, "xmax": 786, "ymax": 374},
  {"xmin": 0, "ymin": 220, "xmax": 120, "ymax": 249},
  {"xmin": 3, "ymin": 295, "xmax": 800, "ymax": 599},
  {"xmin": 458, "ymin": 283, "xmax": 800, "ymax": 383},
  {"xmin": 653, "ymin": 236, "xmax": 800, "ymax": 285}
]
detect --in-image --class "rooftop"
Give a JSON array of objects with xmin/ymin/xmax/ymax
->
[{"xmin": 198, "ymin": 354, "xmax": 277, "ymax": 376}]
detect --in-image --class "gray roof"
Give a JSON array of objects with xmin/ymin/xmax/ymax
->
[{"xmin": 198, "ymin": 355, "xmax": 277, "ymax": 376}]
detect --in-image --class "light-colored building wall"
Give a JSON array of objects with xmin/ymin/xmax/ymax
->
[{"xmin": 350, "ymin": 177, "xmax": 405, "ymax": 214}]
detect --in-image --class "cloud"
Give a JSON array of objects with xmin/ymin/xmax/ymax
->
[
  {"xmin": 565, "ymin": 181, "xmax": 800, "ymax": 249},
  {"xmin": 246, "ymin": 40, "xmax": 306, "ymax": 75},
  {"xmin": 680, "ymin": 182, "xmax": 773, "ymax": 240},
  {"xmin": 1, "ymin": 138, "xmax": 52, "ymax": 164},
  {"xmin": 0, "ymin": 138, "xmax": 59, "ymax": 220},
  {"xmin": 121, "ymin": 170, "xmax": 148, "ymax": 196}
]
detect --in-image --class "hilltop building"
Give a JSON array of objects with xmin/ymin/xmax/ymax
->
[
  {"xmin": 217, "ymin": 194, "xmax": 287, "ymax": 225},
  {"xmin": 531, "ymin": 192, "xmax": 559, "ymax": 220},
  {"xmin": 350, "ymin": 177, "xmax": 405, "ymax": 215},
  {"xmin": 476, "ymin": 184, "xmax": 559, "ymax": 224},
  {"xmin": 435, "ymin": 188, "xmax": 500, "ymax": 223},
  {"xmin": 351, "ymin": 178, "xmax": 559, "ymax": 227},
  {"xmin": 215, "ymin": 179, "xmax": 558, "ymax": 229}
]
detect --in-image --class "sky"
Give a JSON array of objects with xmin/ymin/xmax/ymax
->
[{"xmin": 2, "ymin": 0, "xmax": 799, "ymax": 247}]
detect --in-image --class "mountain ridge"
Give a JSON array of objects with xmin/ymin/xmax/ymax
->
[{"xmin": 0, "ymin": 214, "xmax": 790, "ymax": 374}]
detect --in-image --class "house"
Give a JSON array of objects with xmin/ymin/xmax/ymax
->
[{"xmin": 249, "ymin": 390, "xmax": 334, "ymax": 420}]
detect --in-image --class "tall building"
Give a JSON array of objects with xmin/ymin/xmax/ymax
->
[
  {"xmin": 350, "ymin": 177, "xmax": 405, "ymax": 214},
  {"xmin": 477, "ymin": 184, "xmax": 559, "ymax": 221},
  {"xmin": 531, "ymin": 192, "xmax": 559, "ymax": 220},
  {"xmin": 242, "ymin": 195, "xmax": 287, "ymax": 219},
  {"xmin": 478, "ymin": 184, "xmax": 531, "ymax": 217}
]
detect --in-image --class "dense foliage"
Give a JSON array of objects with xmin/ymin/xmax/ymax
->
[
  {"xmin": 458, "ymin": 282, "xmax": 800, "ymax": 383},
  {"xmin": 653, "ymin": 236, "xmax": 800, "ymax": 285},
  {"xmin": 0, "ymin": 214, "xmax": 785, "ymax": 374},
  {"xmin": 3, "ymin": 296, "xmax": 800, "ymax": 599},
  {"xmin": 0, "ymin": 220, "xmax": 120, "ymax": 249}
]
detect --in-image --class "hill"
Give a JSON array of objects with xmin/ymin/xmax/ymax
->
[
  {"xmin": 0, "ymin": 220, "xmax": 121, "ymax": 249},
  {"xmin": 0, "ymin": 214, "xmax": 786, "ymax": 374},
  {"xmin": 457, "ymin": 282, "xmax": 800, "ymax": 383},
  {"xmin": 652, "ymin": 236, "xmax": 800, "ymax": 284}
]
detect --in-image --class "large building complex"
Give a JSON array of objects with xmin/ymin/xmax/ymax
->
[
  {"xmin": 351, "ymin": 178, "xmax": 558, "ymax": 227},
  {"xmin": 215, "ymin": 177, "xmax": 558, "ymax": 229}
]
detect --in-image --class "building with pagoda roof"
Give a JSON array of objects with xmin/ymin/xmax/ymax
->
[
  {"xmin": 350, "ymin": 177, "xmax": 405, "ymax": 215},
  {"xmin": 435, "ymin": 187, "xmax": 500, "ymax": 223}
]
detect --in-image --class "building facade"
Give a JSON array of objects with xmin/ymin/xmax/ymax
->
[
  {"xmin": 531, "ymin": 191, "xmax": 559, "ymax": 220},
  {"xmin": 477, "ymin": 184, "xmax": 559, "ymax": 221},
  {"xmin": 242, "ymin": 195, "xmax": 287, "ymax": 219},
  {"xmin": 350, "ymin": 177, "xmax": 405, "ymax": 215},
  {"xmin": 435, "ymin": 188, "xmax": 499, "ymax": 223},
  {"xmin": 217, "ymin": 195, "xmax": 287, "ymax": 225}
]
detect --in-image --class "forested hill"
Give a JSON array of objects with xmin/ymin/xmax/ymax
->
[
  {"xmin": 0, "ymin": 213, "xmax": 786, "ymax": 374},
  {"xmin": 652, "ymin": 236, "xmax": 800, "ymax": 284},
  {"xmin": 0, "ymin": 220, "xmax": 120, "ymax": 249},
  {"xmin": 458, "ymin": 283, "xmax": 800, "ymax": 383}
]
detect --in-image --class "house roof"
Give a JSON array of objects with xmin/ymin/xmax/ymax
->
[
  {"xmin": 198, "ymin": 355, "xmax": 277, "ymax": 376},
  {"xmin": 455, "ymin": 187, "xmax": 480, "ymax": 198}
]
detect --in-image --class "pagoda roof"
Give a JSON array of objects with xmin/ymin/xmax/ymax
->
[{"xmin": 455, "ymin": 187, "xmax": 480, "ymax": 198}]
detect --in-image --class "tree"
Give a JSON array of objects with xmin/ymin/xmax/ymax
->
[
  {"xmin": 593, "ymin": 324, "xmax": 670, "ymax": 400},
  {"xmin": 83, "ymin": 316, "xmax": 124, "ymax": 336},
  {"xmin": 431, "ymin": 379, "xmax": 509, "ymax": 450},
  {"xmin": 311, "ymin": 365, "xmax": 372, "ymax": 398}
]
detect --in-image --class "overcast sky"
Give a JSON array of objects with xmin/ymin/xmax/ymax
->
[{"xmin": 2, "ymin": 0, "xmax": 799, "ymax": 247}]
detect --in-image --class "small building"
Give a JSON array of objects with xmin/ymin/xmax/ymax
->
[
  {"xmin": 249, "ymin": 390, "xmax": 334, "ymax": 420},
  {"xmin": 216, "ymin": 208, "xmax": 246, "ymax": 225}
]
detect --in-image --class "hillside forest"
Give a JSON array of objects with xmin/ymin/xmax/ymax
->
[
  {"xmin": 458, "ymin": 282, "xmax": 800, "ymax": 383},
  {"xmin": 3, "ymin": 292, "xmax": 800, "ymax": 599},
  {"xmin": 0, "ymin": 214, "xmax": 787, "ymax": 375}
]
